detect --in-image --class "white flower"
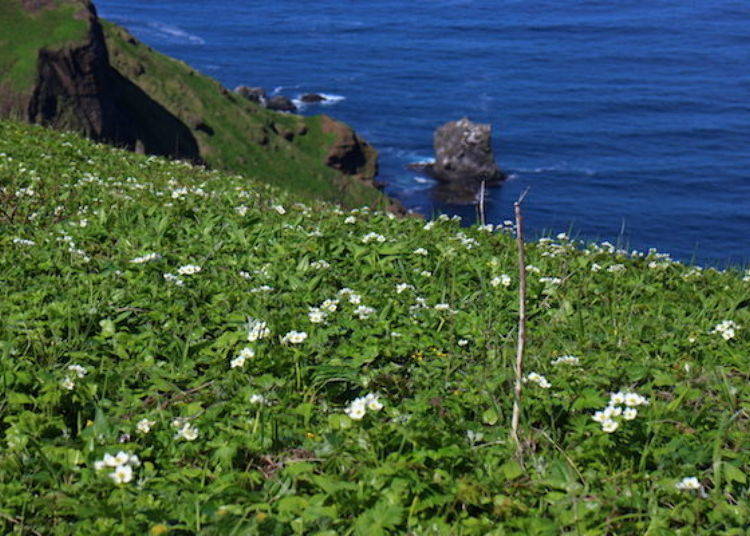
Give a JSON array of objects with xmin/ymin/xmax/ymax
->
[
  {"xmin": 607, "ymin": 264, "xmax": 625, "ymax": 273},
  {"xmin": 235, "ymin": 205, "xmax": 249, "ymax": 216},
  {"xmin": 420, "ymin": 270, "xmax": 432, "ymax": 277},
  {"xmin": 434, "ymin": 303, "xmax": 451, "ymax": 312},
  {"xmin": 136, "ymin": 418, "xmax": 155, "ymax": 434},
  {"xmin": 609, "ymin": 392, "xmax": 626, "ymax": 406},
  {"xmin": 523, "ymin": 372, "xmax": 551, "ymax": 389},
  {"xmin": 247, "ymin": 318, "xmax": 271, "ymax": 341},
  {"xmin": 458, "ymin": 339, "xmax": 469, "ymax": 347},
  {"xmin": 345, "ymin": 400, "xmax": 366, "ymax": 420},
  {"xmin": 354, "ymin": 305, "xmax": 375, "ymax": 319},
  {"xmin": 395, "ymin": 283, "xmax": 414, "ymax": 294},
  {"xmin": 712, "ymin": 320, "xmax": 739, "ymax": 340},
  {"xmin": 623, "ymin": 392, "xmax": 648, "ymax": 407},
  {"xmin": 60, "ymin": 377, "xmax": 75, "ymax": 390},
  {"xmin": 67, "ymin": 364, "xmax": 87, "ymax": 378},
  {"xmin": 129, "ymin": 253, "xmax": 161, "ymax": 264},
  {"xmin": 344, "ymin": 216, "xmax": 356, "ymax": 224},
  {"xmin": 601, "ymin": 419, "xmax": 619, "ymax": 433},
  {"xmin": 109, "ymin": 464, "xmax": 133, "ymax": 485},
  {"xmin": 163, "ymin": 273, "xmax": 184, "ymax": 286},
  {"xmin": 413, "ymin": 248, "xmax": 428, "ymax": 256},
  {"xmin": 551, "ymin": 355, "xmax": 579, "ymax": 366},
  {"xmin": 675, "ymin": 477, "xmax": 701, "ymax": 491},
  {"xmin": 310, "ymin": 259, "xmax": 330, "ymax": 270},
  {"xmin": 539, "ymin": 277, "xmax": 562, "ymax": 285},
  {"xmin": 362, "ymin": 232, "xmax": 386, "ymax": 244},
  {"xmin": 273, "ymin": 205, "xmax": 286, "ymax": 215},
  {"xmin": 249, "ymin": 394, "xmax": 267, "ymax": 405},
  {"xmin": 94, "ymin": 460, "xmax": 106, "ymax": 471},
  {"xmin": 525, "ymin": 265, "xmax": 541, "ymax": 274},
  {"xmin": 176, "ymin": 423, "xmax": 199, "ymax": 441},
  {"xmin": 320, "ymin": 299, "xmax": 339, "ymax": 313},
  {"xmin": 423, "ymin": 221, "xmax": 436, "ymax": 231},
  {"xmin": 348, "ymin": 293, "xmax": 362, "ymax": 305},
  {"xmin": 591, "ymin": 263, "xmax": 602, "ymax": 272},
  {"xmin": 308, "ymin": 308, "xmax": 327, "ymax": 324},
  {"xmin": 281, "ymin": 331, "xmax": 307, "ymax": 344},
  {"xmin": 364, "ymin": 393, "xmax": 383, "ymax": 411},
  {"xmin": 623, "ymin": 408, "xmax": 638, "ymax": 420},
  {"xmin": 12, "ymin": 238, "xmax": 35, "ymax": 246},
  {"xmin": 112, "ymin": 451, "xmax": 131, "ymax": 466},
  {"xmin": 490, "ymin": 274, "xmax": 511, "ymax": 288},
  {"xmin": 177, "ymin": 264, "xmax": 201, "ymax": 276}
]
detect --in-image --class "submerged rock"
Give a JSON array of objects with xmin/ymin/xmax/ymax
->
[{"xmin": 429, "ymin": 117, "xmax": 505, "ymax": 185}]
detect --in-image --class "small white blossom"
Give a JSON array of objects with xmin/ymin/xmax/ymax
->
[
  {"xmin": 163, "ymin": 273, "xmax": 184, "ymax": 286},
  {"xmin": 67, "ymin": 364, "xmax": 87, "ymax": 378},
  {"xmin": 396, "ymin": 283, "xmax": 414, "ymax": 294},
  {"xmin": 551, "ymin": 355, "xmax": 579, "ymax": 366},
  {"xmin": 320, "ymin": 299, "xmax": 339, "ymax": 313},
  {"xmin": 490, "ymin": 274, "xmax": 511, "ymax": 287},
  {"xmin": 272, "ymin": 205, "xmax": 286, "ymax": 215},
  {"xmin": 60, "ymin": 377, "xmax": 76, "ymax": 390},
  {"xmin": 308, "ymin": 308, "xmax": 327, "ymax": 324},
  {"xmin": 601, "ymin": 419, "xmax": 619, "ymax": 433},
  {"xmin": 247, "ymin": 318, "xmax": 271, "ymax": 341},
  {"xmin": 362, "ymin": 232, "xmax": 386, "ymax": 244},
  {"xmin": 458, "ymin": 339, "xmax": 469, "ymax": 347},
  {"xmin": 136, "ymin": 418, "xmax": 155, "ymax": 434},
  {"xmin": 281, "ymin": 331, "xmax": 307, "ymax": 344},
  {"xmin": 12, "ymin": 238, "xmax": 35, "ymax": 246},
  {"xmin": 177, "ymin": 264, "xmax": 201, "ymax": 276},
  {"xmin": 109, "ymin": 464, "xmax": 133, "ymax": 485},
  {"xmin": 523, "ymin": 372, "xmax": 551, "ymax": 389},
  {"xmin": 623, "ymin": 408, "xmax": 638, "ymax": 420},
  {"xmin": 354, "ymin": 305, "xmax": 375, "ymax": 319},
  {"xmin": 675, "ymin": 477, "xmax": 701, "ymax": 491},
  {"xmin": 129, "ymin": 253, "xmax": 161, "ymax": 264},
  {"xmin": 176, "ymin": 423, "xmax": 199, "ymax": 441},
  {"xmin": 249, "ymin": 394, "xmax": 267, "ymax": 405},
  {"xmin": 344, "ymin": 216, "xmax": 356, "ymax": 224},
  {"xmin": 413, "ymin": 247, "xmax": 428, "ymax": 256}
]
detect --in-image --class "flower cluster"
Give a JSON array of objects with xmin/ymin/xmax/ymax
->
[
  {"xmin": 711, "ymin": 320, "xmax": 739, "ymax": 341},
  {"xmin": 344, "ymin": 393, "xmax": 384, "ymax": 420},
  {"xmin": 177, "ymin": 264, "xmax": 201, "ymax": 276},
  {"xmin": 523, "ymin": 372, "xmax": 551, "ymax": 389},
  {"xmin": 490, "ymin": 274, "xmax": 511, "ymax": 288},
  {"xmin": 94, "ymin": 451, "xmax": 140, "ymax": 485},
  {"xmin": 231, "ymin": 347, "xmax": 255, "ymax": 368},
  {"xmin": 61, "ymin": 364, "xmax": 87, "ymax": 391},
  {"xmin": 592, "ymin": 391, "xmax": 648, "ymax": 433},
  {"xmin": 136, "ymin": 418, "xmax": 155, "ymax": 434},
  {"xmin": 247, "ymin": 318, "xmax": 271, "ymax": 341},
  {"xmin": 129, "ymin": 252, "xmax": 161, "ymax": 264},
  {"xmin": 362, "ymin": 232, "xmax": 386, "ymax": 244},
  {"xmin": 551, "ymin": 355, "xmax": 580, "ymax": 366}
]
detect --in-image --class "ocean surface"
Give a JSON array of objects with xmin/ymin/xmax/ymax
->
[{"xmin": 96, "ymin": 0, "xmax": 750, "ymax": 266}]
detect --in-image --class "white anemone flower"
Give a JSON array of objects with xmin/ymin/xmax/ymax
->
[{"xmin": 109, "ymin": 464, "xmax": 133, "ymax": 485}]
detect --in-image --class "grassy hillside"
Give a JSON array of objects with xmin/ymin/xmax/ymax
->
[
  {"xmin": 102, "ymin": 22, "xmax": 386, "ymax": 209},
  {"xmin": 0, "ymin": 0, "xmax": 391, "ymax": 211},
  {"xmin": 0, "ymin": 120, "xmax": 749, "ymax": 535},
  {"xmin": 0, "ymin": 0, "xmax": 89, "ymax": 94}
]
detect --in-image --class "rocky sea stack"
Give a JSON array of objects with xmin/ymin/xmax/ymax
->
[{"xmin": 416, "ymin": 118, "xmax": 505, "ymax": 187}]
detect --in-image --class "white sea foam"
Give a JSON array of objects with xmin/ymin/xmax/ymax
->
[
  {"xmin": 318, "ymin": 93, "xmax": 346, "ymax": 105},
  {"xmin": 413, "ymin": 176, "xmax": 436, "ymax": 184},
  {"xmin": 147, "ymin": 21, "xmax": 205, "ymax": 45}
]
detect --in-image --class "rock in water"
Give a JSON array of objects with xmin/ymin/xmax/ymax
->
[
  {"xmin": 301, "ymin": 93, "xmax": 326, "ymax": 103},
  {"xmin": 265, "ymin": 95, "xmax": 297, "ymax": 112},
  {"xmin": 431, "ymin": 118, "xmax": 505, "ymax": 184}
]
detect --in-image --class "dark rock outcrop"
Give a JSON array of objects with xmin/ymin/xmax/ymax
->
[
  {"xmin": 14, "ymin": 0, "xmax": 200, "ymax": 161},
  {"xmin": 235, "ymin": 85, "xmax": 266, "ymax": 104},
  {"xmin": 301, "ymin": 93, "xmax": 326, "ymax": 103},
  {"xmin": 428, "ymin": 117, "xmax": 504, "ymax": 185},
  {"xmin": 321, "ymin": 114, "xmax": 379, "ymax": 188},
  {"xmin": 265, "ymin": 95, "xmax": 297, "ymax": 113}
]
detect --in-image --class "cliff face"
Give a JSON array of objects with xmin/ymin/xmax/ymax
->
[
  {"xmin": 0, "ymin": 0, "xmax": 390, "ymax": 210},
  {"xmin": 10, "ymin": 0, "xmax": 199, "ymax": 160}
]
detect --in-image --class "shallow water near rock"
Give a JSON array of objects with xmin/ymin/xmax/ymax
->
[{"xmin": 97, "ymin": 0, "xmax": 750, "ymax": 266}]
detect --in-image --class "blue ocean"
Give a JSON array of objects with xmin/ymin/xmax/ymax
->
[{"xmin": 96, "ymin": 0, "xmax": 750, "ymax": 266}]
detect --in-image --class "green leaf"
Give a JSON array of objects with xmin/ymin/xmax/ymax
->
[
  {"xmin": 500, "ymin": 459, "xmax": 524, "ymax": 481},
  {"xmin": 724, "ymin": 463, "xmax": 747, "ymax": 485},
  {"xmin": 482, "ymin": 408, "xmax": 498, "ymax": 425}
]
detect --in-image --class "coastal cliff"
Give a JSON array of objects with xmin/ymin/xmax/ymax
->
[{"xmin": 0, "ymin": 0, "xmax": 391, "ymax": 209}]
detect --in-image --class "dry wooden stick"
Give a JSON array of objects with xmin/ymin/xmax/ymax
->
[
  {"xmin": 478, "ymin": 180, "xmax": 487, "ymax": 226},
  {"xmin": 510, "ymin": 188, "xmax": 530, "ymax": 459}
]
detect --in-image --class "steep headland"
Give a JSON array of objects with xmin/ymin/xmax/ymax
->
[{"xmin": 0, "ymin": 0, "xmax": 393, "ymax": 209}]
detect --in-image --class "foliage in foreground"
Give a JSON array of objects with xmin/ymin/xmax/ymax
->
[{"xmin": 0, "ymin": 120, "xmax": 749, "ymax": 535}]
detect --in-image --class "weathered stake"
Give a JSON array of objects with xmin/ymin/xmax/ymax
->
[
  {"xmin": 478, "ymin": 180, "xmax": 487, "ymax": 226},
  {"xmin": 510, "ymin": 189, "xmax": 529, "ymax": 459}
]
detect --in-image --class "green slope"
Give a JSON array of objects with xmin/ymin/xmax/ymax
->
[{"xmin": 1, "ymin": 120, "xmax": 749, "ymax": 534}]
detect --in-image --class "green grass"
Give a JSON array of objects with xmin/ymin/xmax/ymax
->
[
  {"xmin": 1, "ymin": 120, "xmax": 749, "ymax": 535},
  {"xmin": 103, "ymin": 22, "xmax": 388, "ymax": 210},
  {"xmin": 0, "ymin": 1, "xmax": 89, "ymax": 94}
]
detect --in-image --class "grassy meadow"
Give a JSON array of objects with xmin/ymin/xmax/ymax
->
[{"xmin": 0, "ymin": 120, "xmax": 749, "ymax": 535}]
